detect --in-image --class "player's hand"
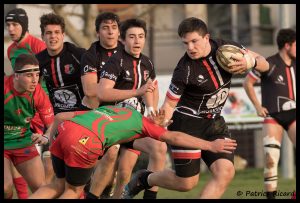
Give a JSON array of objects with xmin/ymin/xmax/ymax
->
[
  {"xmin": 136, "ymin": 79, "xmax": 155, "ymax": 96},
  {"xmin": 31, "ymin": 133, "xmax": 49, "ymax": 145},
  {"xmin": 255, "ymin": 105, "xmax": 269, "ymax": 117},
  {"xmin": 209, "ymin": 138, "xmax": 237, "ymax": 154},
  {"xmin": 227, "ymin": 49, "xmax": 253, "ymax": 75},
  {"xmin": 150, "ymin": 109, "xmax": 173, "ymax": 127}
]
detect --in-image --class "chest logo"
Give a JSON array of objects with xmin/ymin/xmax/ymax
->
[{"xmin": 64, "ymin": 64, "xmax": 75, "ymax": 74}]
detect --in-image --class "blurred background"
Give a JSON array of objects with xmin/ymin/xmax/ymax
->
[{"xmin": 4, "ymin": 4, "xmax": 296, "ymax": 198}]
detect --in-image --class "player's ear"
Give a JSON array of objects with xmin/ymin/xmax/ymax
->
[{"xmin": 14, "ymin": 73, "xmax": 20, "ymax": 80}]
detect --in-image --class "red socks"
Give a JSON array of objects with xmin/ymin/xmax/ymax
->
[{"xmin": 13, "ymin": 177, "xmax": 29, "ymax": 199}]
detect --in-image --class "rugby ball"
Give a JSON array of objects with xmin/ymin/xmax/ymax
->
[{"xmin": 216, "ymin": 44, "xmax": 244, "ymax": 72}]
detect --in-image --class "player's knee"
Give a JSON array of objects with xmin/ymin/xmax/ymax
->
[
  {"xmin": 263, "ymin": 136, "xmax": 280, "ymax": 187},
  {"xmin": 213, "ymin": 164, "xmax": 235, "ymax": 186},
  {"xmin": 176, "ymin": 178, "xmax": 198, "ymax": 192},
  {"xmin": 4, "ymin": 181, "xmax": 13, "ymax": 196},
  {"xmin": 104, "ymin": 146, "xmax": 119, "ymax": 162},
  {"xmin": 117, "ymin": 169, "xmax": 131, "ymax": 184},
  {"xmin": 263, "ymin": 137, "xmax": 280, "ymax": 172},
  {"xmin": 149, "ymin": 141, "xmax": 167, "ymax": 158}
]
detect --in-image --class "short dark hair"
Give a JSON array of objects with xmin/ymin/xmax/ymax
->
[
  {"xmin": 178, "ymin": 17, "xmax": 208, "ymax": 38},
  {"xmin": 95, "ymin": 12, "xmax": 120, "ymax": 32},
  {"xmin": 14, "ymin": 54, "xmax": 39, "ymax": 71},
  {"xmin": 120, "ymin": 18, "xmax": 147, "ymax": 40},
  {"xmin": 40, "ymin": 13, "xmax": 65, "ymax": 35},
  {"xmin": 276, "ymin": 28, "xmax": 296, "ymax": 50}
]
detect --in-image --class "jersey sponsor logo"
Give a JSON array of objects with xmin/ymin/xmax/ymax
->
[
  {"xmin": 206, "ymin": 88, "xmax": 229, "ymax": 109},
  {"xmin": 64, "ymin": 64, "xmax": 75, "ymax": 74},
  {"xmin": 100, "ymin": 70, "xmax": 117, "ymax": 81},
  {"xmin": 169, "ymin": 82, "xmax": 180, "ymax": 94},
  {"xmin": 116, "ymin": 97, "xmax": 144, "ymax": 113},
  {"xmin": 54, "ymin": 89, "xmax": 77, "ymax": 107},
  {"xmin": 275, "ymin": 75, "xmax": 285, "ymax": 85},
  {"xmin": 4, "ymin": 125, "xmax": 22, "ymax": 131},
  {"xmin": 79, "ymin": 136, "xmax": 90, "ymax": 145},
  {"xmin": 278, "ymin": 96, "xmax": 296, "ymax": 111},
  {"xmin": 93, "ymin": 110, "xmax": 113, "ymax": 121},
  {"xmin": 83, "ymin": 65, "xmax": 97, "ymax": 73}
]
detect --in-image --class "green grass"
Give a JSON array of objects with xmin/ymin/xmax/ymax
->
[
  {"xmin": 12, "ymin": 167, "xmax": 295, "ymax": 199},
  {"xmin": 136, "ymin": 167, "xmax": 296, "ymax": 199}
]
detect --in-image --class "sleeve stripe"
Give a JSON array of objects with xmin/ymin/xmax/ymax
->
[{"xmin": 166, "ymin": 90, "xmax": 180, "ymax": 101}]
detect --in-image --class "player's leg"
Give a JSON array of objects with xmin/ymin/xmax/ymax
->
[
  {"xmin": 112, "ymin": 147, "xmax": 139, "ymax": 198},
  {"xmin": 29, "ymin": 154, "xmax": 67, "ymax": 198},
  {"xmin": 86, "ymin": 144, "xmax": 120, "ymax": 199},
  {"xmin": 41, "ymin": 143, "xmax": 55, "ymax": 184},
  {"xmin": 4, "ymin": 157, "xmax": 14, "ymax": 199},
  {"xmin": 133, "ymin": 137, "xmax": 167, "ymax": 199},
  {"xmin": 59, "ymin": 165, "xmax": 95, "ymax": 199},
  {"xmin": 16, "ymin": 154, "xmax": 46, "ymax": 193},
  {"xmin": 121, "ymin": 155, "xmax": 201, "ymax": 199},
  {"xmin": 28, "ymin": 177, "xmax": 65, "ymax": 199},
  {"xmin": 199, "ymin": 159, "xmax": 235, "ymax": 198},
  {"xmin": 287, "ymin": 120, "xmax": 296, "ymax": 146},
  {"xmin": 262, "ymin": 119, "xmax": 284, "ymax": 199},
  {"xmin": 11, "ymin": 163, "xmax": 29, "ymax": 199}
]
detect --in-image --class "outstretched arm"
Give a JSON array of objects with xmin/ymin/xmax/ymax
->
[
  {"xmin": 160, "ymin": 131, "xmax": 237, "ymax": 154},
  {"xmin": 149, "ymin": 110, "xmax": 236, "ymax": 153}
]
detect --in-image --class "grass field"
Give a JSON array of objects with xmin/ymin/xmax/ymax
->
[
  {"xmin": 12, "ymin": 167, "xmax": 295, "ymax": 199},
  {"xmin": 136, "ymin": 167, "xmax": 296, "ymax": 199}
]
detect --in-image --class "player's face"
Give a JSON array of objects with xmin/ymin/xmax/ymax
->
[
  {"xmin": 122, "ymin": 27, "xmax": 145, "ymax": 58},
  {"xmin": 287, "ymin": 41, "xmax": 296, "ymax": 59},
  {"xmin": 15, "ymin": 65, "xmax": 40, "ymax": 92},
  {"xmin": 98, "ymin": 20, "xmax": 120, "ymax": 49},
  {"xmin": 182, "ymin": 31, "xmax": 210, "ymax": 60},
  {"xmin": 42, "ymin": 24, "xmax": 65, "ymax": 56},
  {"xmin": 6, "ymin": 21, "xmax": 23, "ymax": 42}
]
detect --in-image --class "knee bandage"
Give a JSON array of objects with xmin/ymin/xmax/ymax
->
[{"xmin": 263, "ymin": 136, "xmax": 281, "ymax": 188}]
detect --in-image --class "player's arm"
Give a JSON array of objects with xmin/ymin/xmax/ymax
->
[
  {"xmin": 48, "ymin": 111, "xmax": 76, "ymax": 145},
  {"xmin": 160, "ymin": 131, "xmax": 236, "ymax": 154},
  {"xmin": 143, "ymin": 79, "xmax": 159, "ymax": 115},
  {"xmin": 81, "ymin": 73, "xmax": 100, "ymax": 109},
  {"xmin": 97, "ymin": 78, "xmax": 155, "ymax": 102},
  {"xmin": 245, "ymin": 50, "xmax": 269, "ymax": 72},
  {"xmin": 159, "ymin": 96, "xmax": 178, "ymax": 127},
  {"xmin": 243, "ymin": 74, "xmax": 268, "ymax": 117}
]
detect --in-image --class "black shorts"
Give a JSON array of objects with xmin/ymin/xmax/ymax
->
[
  {"xmin": 168, "ymin": 111, "xmax": 234, "ymax": 177},
  {"xmin": 51, "ymin": 154, "xmax": 94, "ymax": 186},
  {"xmin": 269, "ymin": 109, "xmax": 296, "ymax": 131}
]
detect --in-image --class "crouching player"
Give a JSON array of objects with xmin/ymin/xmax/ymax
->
[{"xmin": 29, "ymin": 105, "xmax": 237, "ymax": 199}]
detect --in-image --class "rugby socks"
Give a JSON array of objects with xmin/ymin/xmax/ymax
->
[
  {"xmin": 140, "ymin": 171, "xmax": 153, "ymax": 189},
  {"xmin": 266, "ymin": 191, "xmax": 276, "ymax": 199},
  {"xmin": 85, "ymin": 191, "xmax": 98, "ymax": 199},
  {"xmin": 13, "ymin": 177, "xmax": 29, "ymax": 199},
  {"xmin": 143, "ymin": 189, "xmax": 157, "ymax": 199}
]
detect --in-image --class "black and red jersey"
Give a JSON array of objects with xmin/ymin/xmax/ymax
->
[
  {"xmin": 99, "ymin": 48, "xmax": 156, "ymax": 112},
  {"xmin": 80, "ymin": 41, "xmax": 124, "ymax": 81},
  {"xmin": 167, "ymin": 39, "xmax": 243, "ymax": 118},
  {"xmin": 249, "ymin": 53, "xmax": 296, "ymax": 114},
  {"xmin": 36, "ymin": 42, "xmax": 86, "ymax": 114}
]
